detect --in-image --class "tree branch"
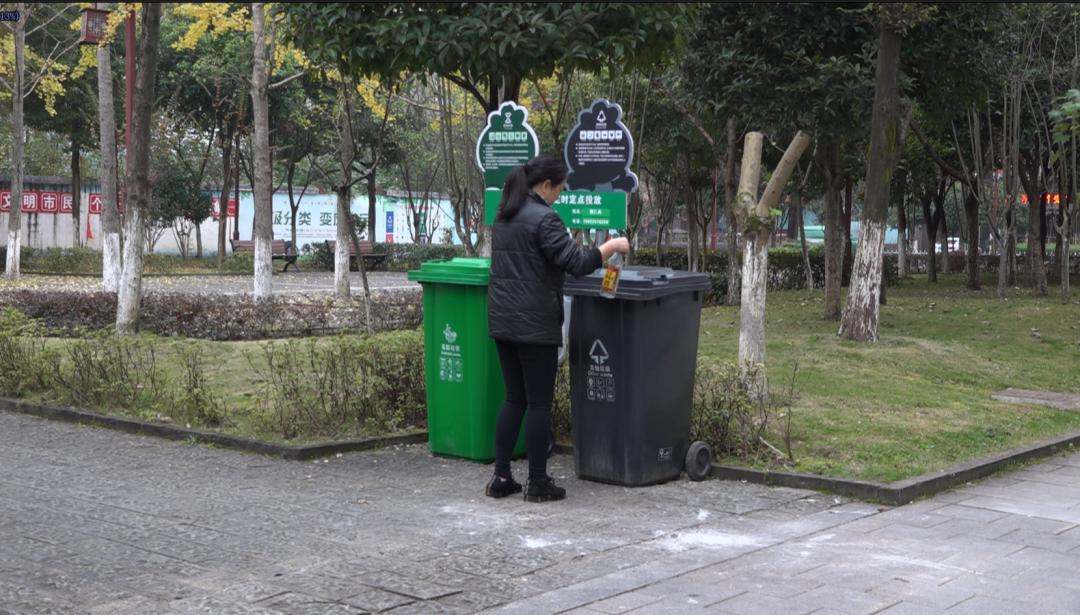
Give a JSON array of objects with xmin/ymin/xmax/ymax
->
[
  {"xmin": 910, "ymin": 120, "xmax": 970, "ymax": 185},
  {"xmin": 443, "ymin": 73, "xmax": 488, "ymax": 111},
  {"xmin": 650, "ymin": 75, "xmax": 716, "ymax": 148},
  {"xmin": 269, "ymin": 70, "xmax": 305, "ymax": 90},
  {"xmin": 26, "ymin": 4, "xmax": 76, "ymax": 37}
]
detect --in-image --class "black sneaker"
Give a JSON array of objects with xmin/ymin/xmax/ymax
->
[
  {"xmin": 485, "ymin": 474, "xmax": 522, "ymax": 499},
  {"xmin": 524, "ymin": 475, "xmax": 566, "ymax": 502}
]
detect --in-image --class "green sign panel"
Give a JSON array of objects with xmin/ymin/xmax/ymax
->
[
  {"xmin": 484, "ymin": 190, "xmax": 626, "ymax": 230},
  {"xmin": 475, "ymin": 101, "xmax": 539, "ymax": 189}
]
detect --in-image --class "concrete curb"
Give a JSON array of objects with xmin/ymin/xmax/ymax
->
[
  {"xmin": 0, "ymin": 398, "xmax": 427, "ymax": 461},
  {"xmin": 8, "ymin": 397, "xmax": 1078, "ymax": 502},
  {"xmin": 711, "ymin": 430, "xmax": 1080, "ymax": 505}
]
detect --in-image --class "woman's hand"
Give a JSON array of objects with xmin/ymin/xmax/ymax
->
[{"xmin": 599, "ymin": 237, "xmax": 630, "ymax": 260}]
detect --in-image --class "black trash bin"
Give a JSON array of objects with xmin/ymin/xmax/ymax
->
[{"xmin": 564, "ymin": 266, "xmax": 711, "ymax": 486}]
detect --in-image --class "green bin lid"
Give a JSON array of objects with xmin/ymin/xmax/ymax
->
[{"xmin": 407, "ymin": 257, "xmax": 491, "ymax": 286}]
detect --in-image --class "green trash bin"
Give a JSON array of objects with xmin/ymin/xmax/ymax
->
[{"xmin": 407, "ymin": 257, "xmax": 525, "ymax": 461}]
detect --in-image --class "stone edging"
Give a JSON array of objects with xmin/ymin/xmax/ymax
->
[
  {"xmin": 0, "ymin": 398, "xmax": 427, "ymax": 461},
  {"xmin": 711, "ymin": 430, "xmax": 1080, "ymax": 505},
  {"xmin": 7, "ymin": 397, "xmax": 1078, "ymax": 503}
]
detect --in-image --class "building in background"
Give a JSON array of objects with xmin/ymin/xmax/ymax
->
[{"xmin": 1, "ymin": 176, "xmax": 461, "ymax": 254}]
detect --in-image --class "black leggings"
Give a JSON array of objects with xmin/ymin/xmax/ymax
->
[{"xmin": 493, "ymin": 340, "xmax": 558, "ymax": 481}]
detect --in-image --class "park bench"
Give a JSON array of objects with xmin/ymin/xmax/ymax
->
[
  {"xmin": 230, "ymin": 239, "xmax": 298, "ymax": 271},
  {"xmin": 325, "ymin": 239, "xmax": 388, "ymax": 270}
]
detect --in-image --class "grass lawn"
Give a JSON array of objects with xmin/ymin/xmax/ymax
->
[{"xmin": 698, "ymin": 274, "xmax": 1080, "ymax": 483}]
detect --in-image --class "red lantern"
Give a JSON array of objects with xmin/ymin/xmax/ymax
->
[{"xmin": 79, "ymin": 7, "xmax": 109, "ymax": 45}]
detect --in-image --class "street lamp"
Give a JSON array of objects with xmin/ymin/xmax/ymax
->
[{"xmin": 79, "ymin": 7, "xmax": 109, "ymax": 45}]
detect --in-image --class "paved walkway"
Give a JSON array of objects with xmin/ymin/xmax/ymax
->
[{"xmin": 2, "ymin": 411, "xmax": 1080, "ymax": 614}]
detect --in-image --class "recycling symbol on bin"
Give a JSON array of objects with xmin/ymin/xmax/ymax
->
[{"xmin": 589, "ymin": 340, "xmax": 609, "ymax": 365}]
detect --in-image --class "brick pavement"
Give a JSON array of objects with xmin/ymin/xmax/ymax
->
[{"xmin": 2, "ymin": 411, "xmax": 1080, "ymax": 614}]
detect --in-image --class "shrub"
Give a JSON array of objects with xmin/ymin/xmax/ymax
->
[
  {"xmin": 633, "ymin": 245, "xmax": 897, "ymax": 304},
  {"xmin": 52, "ymin": 331, "xmax": 166, "ymax": 415},
  {"xmin": 253, "ymin": 330, "xmax": 427, "ymax": 440},
  {"xmin": 690, "ymin": 359, "xmax": 772, "ymax": 458},
  {"xmin": 300, "ymin": 241, "xmax": 467, "ymax": 272},
  {"xmin": 0, "ymin": 246, "xmax": 35, "ymax": 270},
  {"xmin": 0, "ymin": 308, "xmax": 57, "ymax": 397},
  {"xmin": 374, "ymin": 242, "xmax": 467, "ymax": 272},
  {"xmin": 174, "ymin": 343, "xmax": 229, "ymax": 427},
  {"xmin": 0, "ymin": 289, "xmax": 423, "ymax": 340}
]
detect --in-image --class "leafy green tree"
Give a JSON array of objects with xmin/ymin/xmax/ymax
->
[
  {"xmin": 683, "ymin": 3, "xmax": 874, "ymax": 320},
  {"xmin": 148, "ymin": 162, "xmax": 211, "ymax": 257}
]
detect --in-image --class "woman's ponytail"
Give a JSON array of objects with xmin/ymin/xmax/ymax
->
[
  {"xmin": 496, "ymin": 165, "xmax": 531, "ymax": 222},
  {"xmin": 495, "ymin": 154, "xmax": 567, "ymax": 223}
]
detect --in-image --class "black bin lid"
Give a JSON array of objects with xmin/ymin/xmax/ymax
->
[{"xmin": 563, "ymin": 266, "xmax": 711, "ymax": 301}]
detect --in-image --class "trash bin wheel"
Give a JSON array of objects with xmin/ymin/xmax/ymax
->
[{"xmin": 685, "ymin": 441, "xmax": 712, "ymax": 481}]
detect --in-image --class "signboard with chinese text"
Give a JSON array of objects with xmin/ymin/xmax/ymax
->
[
  {"xmin": 39, "ymin": 192, "xmax": 59, "ymax": 214},
  {"xmin": 475, "ymin": 101, "xmax": 539, "ymax": 190}
]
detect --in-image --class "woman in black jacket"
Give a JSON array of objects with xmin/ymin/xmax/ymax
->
[{"xmin": 486, "ymin": 154, "xmax": 629, "ymax": 502}]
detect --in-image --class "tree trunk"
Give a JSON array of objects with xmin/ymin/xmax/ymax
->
[
  {"xmin": 839, "ymin": 18, "xmax": 902, "ymax": 343},
  {"xmin": 940, "ymin": 197, "xmax": 950, "ymax": 274},
  {"xmin": 736, "ymin": 132, "xmax": 765, "ymax": 390},
  {"xmin": 216, "ymin": 132, "xmax": 233, "ymax": 268},
  {"xmin": 921, "ymin": 193, "xmax": 938, "ymax": 283},
  {"xmin": 250, "ymin": 3, "xmax": 273, "ymax": 301},
  {"xmin": 738, "ymin": 130, "xmax": 810, "ymax": 394},
  {"xmin": 233, "ymin": 133, "xmax": 241, "ymax": 242},
  {"xmin": 367, "ymin": 173, "xmax": 377, "ymax": 240},
  {"xmin": 1025, "ymin": 205, "xmax": 1038, "ymax": 288},
  {"xmin": 335, "ymin": 86, "xmax": 355, "ymax": 300},
  {"xmin": 896, "ymin": 170, "xmax": 908, "ymax": 278},
  {"xmin": 97, "ymin": 32, "xmax": 122, "ymax": 290},
  {"xmin": 5, "ymin": 2, "xmax": 26, "ymax": 280},
  {"xmin": 71, "ymin": 136, "xmax": 82, "ymax": 248},
  {"xmin": 287, "ymin": 162, "xmax": 299, "ymax": 248},
  {"xmin": 842, "ymin": 176, "xmax": 854, "ymax": 287},
  {"xmin": 335, "ymin": 185, "xmax": 351, "ymax": 298},
  {"xmin": 797, "ymin": 191, "xmax": 813, "ymax": 293},
  {"xmin": 724, "ymin": 117, "xmax": 740, "ymax": 306},
  {"xmin": 821, "ymin": 141, "xmax": 843, "ymax": 320},
  {"xmin": 1006, "ymin": 208, "xmax": 1016, "ymax": 287},
  {"xmin": 996, "ymin": 211, "xmax": 1011, "ymax": 299},
  {"xmin": 116, "ymin": 4, "xmax": 161, "ymax": 335},
  {"xmin": 964, "ymin": 191, "xmax": 980, "ymax": 290}
]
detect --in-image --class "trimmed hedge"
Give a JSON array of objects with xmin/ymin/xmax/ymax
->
[
  {"xmin": 301, "ymin": 241, "xmax": 466, "ymax": 272},
  {"xmin": 633, "ymin": 245, "xmax": 897, "ymax": 303},
  {"xmin": 12, "ymin": 247, "xmax": 255, "ymax": 275},
  {"xmin": 0, "ymin": 288, "xmax": 422, "ymax": 340}
]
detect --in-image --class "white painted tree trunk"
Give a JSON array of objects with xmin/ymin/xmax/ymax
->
[
  {"xmin": 115, "ymin": 207, "xmax": 144, "ymax": 333},
  {"xmin": 5, "ymin": 233, "xmax": 20, "ymax": 280},
  {"xmin": 115, "ymin": 4, "xmax": 161, "ymax": 335},
  {"xmin": 839, "ymin": 18, "xmax": 902, "ymax": 342},
  {"xmin": 735, "ymin": 132, "xmax": 763, "ymax": 391},
  {"xmin": 335, "ymin": 191, "xmax": 351, "ymax": 299},
  {"xmin": 838, "ymin": 221, "xmax": 886, "ymax": 342},
  {"xmin": 5, "ymin": 2, "xmax": 26, "ymax": 281},
  {"xmin": 738, "ymin": 229, "xmax": 769, "ymax": 395},
  {"xmin": 250, "ymin": 3, "xmax": 273, "ymax": 301},
  {"xmin": 98, "ymin": 28, "xmax": 122, "ymax": 292},
  {"xmin": 103, "ymin": 234, "xmax": 122, "ymax": 293}
]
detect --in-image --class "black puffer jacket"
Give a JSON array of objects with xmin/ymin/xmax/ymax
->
[{"xmin": 488, "ymin": 191, "xmax": 602, "ymax": 345}]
